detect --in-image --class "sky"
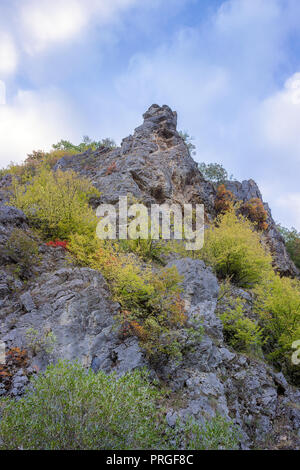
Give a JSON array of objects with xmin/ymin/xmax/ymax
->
[{"xmin": 0, "ymin": 0, "xmax": 300, "ymax": 230}]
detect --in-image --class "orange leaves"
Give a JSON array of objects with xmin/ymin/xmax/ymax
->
[
  {"xmin": 241, "ymin": 198, "xmax": 268, "ymax": 231},
  {"xmin": 0, "ymin": 347, "xmax": 31, "ymax": 392},
  {"xmin": 214, "ymin": 184, "xmax": 235, "ymax": 214}
]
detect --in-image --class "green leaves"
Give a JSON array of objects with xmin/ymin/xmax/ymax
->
[
  {"xmin": 0, "ymin": 361, "xmax": 241, "ymax": 450},
  {"xmin": 201, "ymin": 209, "xmax": 273, "ymax": 287},
  {"xmin": 9, "ymin": 167, "xmax": 100, "ymax": 240},
  {"xmin": 220, "ymin": 297, "xmax": 264, "ymax": 356}
]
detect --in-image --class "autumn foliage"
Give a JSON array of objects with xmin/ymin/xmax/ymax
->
[
  {"xmin": 46, "ymin": 240, "xmax": 68, "ymax": 250},
  {"xmin": 241, "ymin": 198, "xmax": 269, "ymax": 231},
  {"xmin": 214, "ymin": 184, "xmax": 235, "ymax": 214}
]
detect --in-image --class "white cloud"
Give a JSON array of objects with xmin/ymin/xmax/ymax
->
[
  {"xmin": 20, "ymin": 0, "xmax": 138, "ymax": 54},
  {"xmin": 258, "ymin": 73, "xmax": 300, "ymax": 159},
  {"xmin": 0, "ymin": 32, "xmax": 18, "ymax": 75},
  {"xmin": 110, "ymin": 0, "xmax": 300, "ymax": 229},
  {"xmin": 0, "ymin": 88, "xmax": 82, "ymax": 167}
]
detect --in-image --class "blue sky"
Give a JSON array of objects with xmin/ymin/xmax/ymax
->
[{"xmin": 0, "ymin": 0, "xmax": 300, "ymax": 229}]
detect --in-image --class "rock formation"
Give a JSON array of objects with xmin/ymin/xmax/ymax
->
[{"xmin": 0, "ymin": 104, "xmax": 299, "ymax": 449}]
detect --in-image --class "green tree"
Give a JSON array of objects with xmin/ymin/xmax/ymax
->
[
  {"xmin": 178, "ymin": 131, "xmax": 196, "ymax": 155},
  {"xmin": 198, "ymin": 162, "xmax": 233, "ymax": 184},
  {"xmin": 52, "ymin": 136, "xmax": 116, "ymax": 153},
  {"xmin": 277, "ymin": 224, "xmax": 300, "ymax": 270}
]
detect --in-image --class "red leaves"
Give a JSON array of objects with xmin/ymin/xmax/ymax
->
[
  {"xmin": 105, "ymin": 161, "xmax": 117, "ymax": 176},
  {"xmin": 46, "ymin": 240, "xmax": 68, "ymax": 250}
]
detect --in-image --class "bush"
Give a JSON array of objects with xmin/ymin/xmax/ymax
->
[
  {"xmin": 9, "ymin": 167, "xmax": 99, "ymax": 240},
  {"xmin": 25, "ymin": 328, "xmax": 57, "ymax": 356},
  {"xmin": 214, "ymin": 184, "xmax": 235, "ymax": 214},
  {"xmin": 220, "ymin": 298, "xmax": 264, "ymax": 356},
  {"xmin": 179, "ymin": 414, "xmax": 240, "ymax": 450},
  {"xmin": 201, "ymin": 209, "xmax": 273, "ymax": 287},
  {"xmin": 0, "ymin": 361, "xmax": 240, "ymax": 450},
  {"xmin": 2, "ymin": 228, "xmax": 40, "ymax": 279},
  {"xmin": 0, "ymin": 361, "xmax": 165, "ymax": 450},
  {"xmin": 241, "ymin": 198, "xmax": 268, "ymax": 231},
  {"xmin": 119, "ymin": 238, "xmax": 166, "ymax": 264},
  {"xmin": 254, "ymin": 274, "xmax": 300, "ymax": 381}
]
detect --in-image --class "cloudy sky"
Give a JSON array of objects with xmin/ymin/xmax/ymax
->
[{"xmin": 0, "ymin": 0, "xmax": 300, "ymax": 229}]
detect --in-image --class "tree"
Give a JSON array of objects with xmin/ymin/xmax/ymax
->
[
  {"xmin": 277, "ymin": 225, "xmax": 300, "ymax": 270},
  {"xmin": 198, "ymin": 162, "xmax": 233, "ymax": 184},
  {"xmin": 178, "ymin": 131, "xmax": 196, "ymax": 155},
  {"xmin": 52, "ymin": 136, "xmax": 116, "ymax": 153}
]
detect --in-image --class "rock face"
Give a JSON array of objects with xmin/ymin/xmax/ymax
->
[
  {"xmin": 0, "ymin": 104, "xmax": 299, "ymax": 449},
  {"xmin": 2, "ymin": 267, "xmax": 146, "ymax": 376},
  {"xmin": 53, "ymin": 104, "xmax": 297, "ymax": 275},
  {"xmin": 0, "ymin": 204, "xmax": 27, "ymax": 245}
]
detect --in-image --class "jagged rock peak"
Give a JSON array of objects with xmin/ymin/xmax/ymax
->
[
  {"xmin": 142, "ymin": 104, "xmax": 178, "ymax": 130},
  {"xmin": 132, "ymin": 104, "xmax": 179, "ymax": 141}
]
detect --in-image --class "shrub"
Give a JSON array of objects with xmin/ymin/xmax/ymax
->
[
  {"xmin": 201, "ymin": 209, "xmax": 273, "ymax": 287},
  {"xmin": 0, "ymin": 361, "xmax": 240, "ymax": 450},
  {"xmin": 25, "ymin": 328, "xmax": 57, "ymax": 356},
  {"xmin": 46, "ymin": 239, "xmax": 68, "ymax": 250},
  {"xmin": 0, "ymin": 348, "xmax": 31, "ymax": 392},
  {"xmin": 2, "ymin": 228, "xmax": 40, "ymax": 279},
  {"xmin": 214, "ymin": 184, "xmax": 235, "ymax": 214},
  {"xmin": 179, "ymin": 414, "xmax": 240, "ymax": 450},
  {"xmin": 105, "ymin": 161, "xmax": 117, "ymax": 175},
  {"xmin": 0, "ymin": 361, "xmax": 166, "ymax": 450},
  {"xmin": 254, "ymin": 274, "xmax": 300, "ymax": 381},
  {"xmin": 220, "ymin": 298, "xmax": 264, "ymax": 356},
  {"xmin": 241, "ymin": 198, "xmax": 268, "ymax": 231},
  {"xmin": 119, "ymin": 238, "xmax": 166, "ymax": 264},
  {"xmin": 9, "ymin": 167, "xmax": 99, "ymax": 240}
]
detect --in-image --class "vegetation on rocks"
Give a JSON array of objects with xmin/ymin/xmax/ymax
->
[
  {"xmin": 201, "ymin": 208, "xmax": 273, "ymax": 287},
  {"xmin": 0, "ymin": 361, "xmax": 240, "ymax": 450},
  {"xmin": 199, "ymin": 162, "xmax": 233, "ymax": 184},
  {"xmin": 68, "ymin": 233, "xmax": 195, "ymax": 362},
  {"xmin": 1, "ymin": 228, "xmax": 40, "ymax": 279},
  {"xmin": 9, "ymin": 166, "xmax": 99, "ymax": 240},
  {"xmin": 254, "ymin": 273, "xmax": 300, "ymax": 380},
  {"xmin": 278, "ymin": 225, "xmax": 300, "ymax": 270},
  {"xmin": 214, "ymin": 184, "xmax": 235, "ymax": 214},
  {"xmin": 219, "ymin": 297, "xmax": 264, "ymax": 356},
  {"xmin": 240, "ymin": 197, "xmax": 269, "ymax": 231},
  {"xmin": 0, "ymin": 104, "xmax": 299, "ymax": 449}
]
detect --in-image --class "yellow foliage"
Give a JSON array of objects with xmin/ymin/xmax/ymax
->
[
  {"xmin": 254, "ymin": 273, "xmax": 300, "ymax": 378},
  {"xmin": 9, "ymin": 167, "xmax": 99, "ymax": 240},
  {"xmin": 201, "ymin": 208, "xmax": 273, "ymax": 287}
]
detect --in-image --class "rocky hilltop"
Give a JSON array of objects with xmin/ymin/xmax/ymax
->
[{"xmin": 0, "ymin": 104, "xmax": 299, "ymax": 449}]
